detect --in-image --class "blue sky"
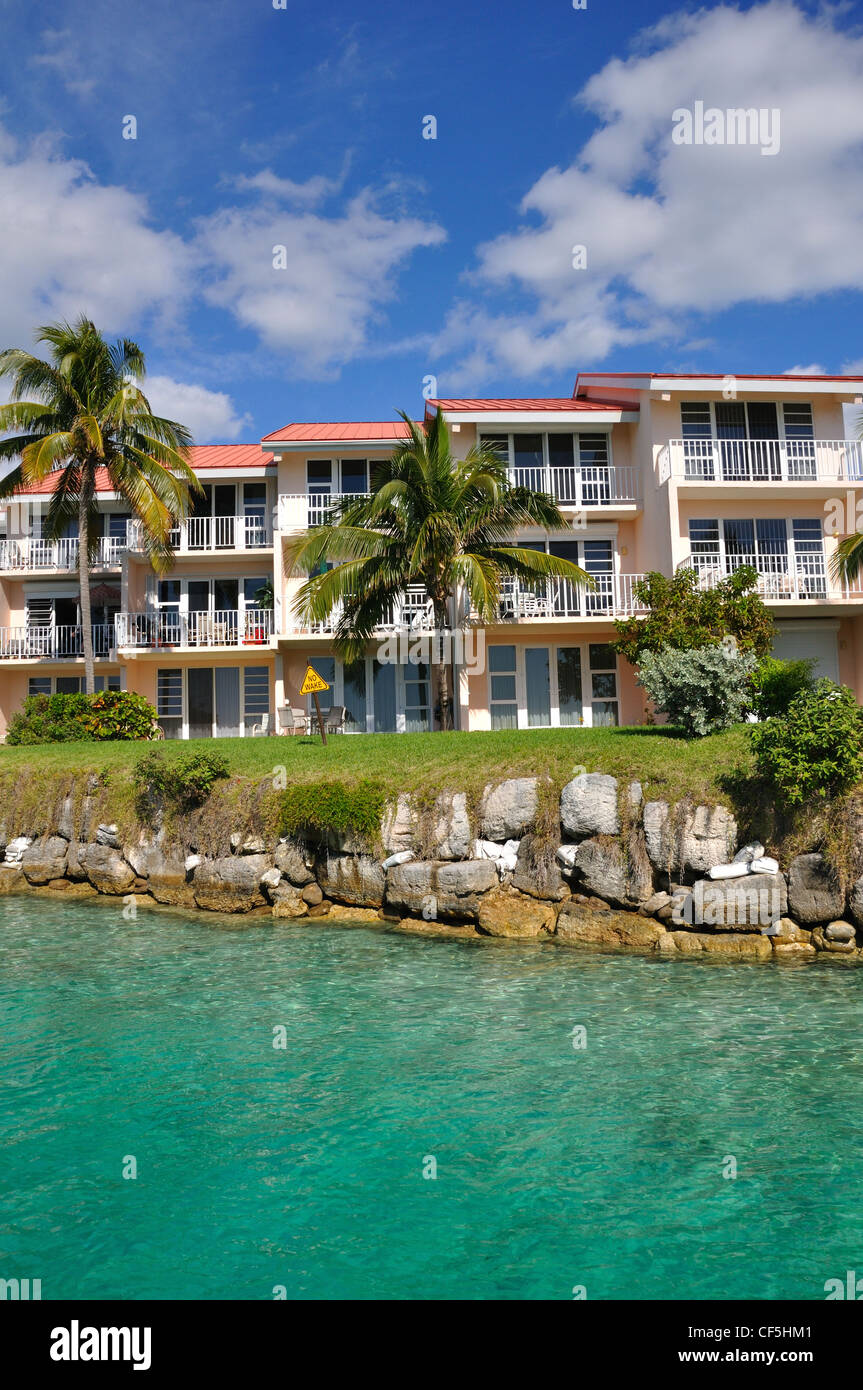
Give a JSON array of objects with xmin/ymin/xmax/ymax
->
[{"xmin": 2, "ymin": 0, "xmax": 863, "ymax": 441}]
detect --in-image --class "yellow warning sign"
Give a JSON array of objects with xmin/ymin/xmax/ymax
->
[{"xmin": 300, "ymin": 664, "xmax": 330, "ymax": 696}]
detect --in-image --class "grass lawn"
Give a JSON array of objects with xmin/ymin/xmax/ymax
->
[{"xmin": 0, "ymin": 724, "xmax": 754, "ymax": 807}]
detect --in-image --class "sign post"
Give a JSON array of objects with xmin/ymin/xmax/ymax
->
[{"xmin": 299, "ymin": 663, "xmax": 331, "ymax": 745}]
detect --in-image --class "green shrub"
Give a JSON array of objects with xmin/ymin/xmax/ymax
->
[
  {"xmin": 133, "ymin": 748, "xmax": 230, "ymax": 823},
  {"xmin": 637, "ymin": 642, "xmax": 756, "ymax": 738},
  {"xmin": 614, "ymin": 566, "xmax": 774, "ymax": 665},
  {"xmin": 6, "ymin": 689, "xmax": 158, "ymax": 744},
  {"xmin": 750, "ymin": 656, "xmax": 816, "ymax": 721},
  {"xmin": 280, "ymin": 778, "xmax": 387, "ymax": 844},
  {"xmin": 6, "ymin": 692, "xmax": 93, "ymax": 744},
  {"xmin": 750, "ymin": 679, "xmax": 863, "ymax": 804}
]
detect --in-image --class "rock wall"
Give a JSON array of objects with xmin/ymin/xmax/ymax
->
[{"xmin": 1, "ymin": 772, "xmax": 861, "ymax": 963}]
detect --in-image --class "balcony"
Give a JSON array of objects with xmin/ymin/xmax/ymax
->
[
  {"xmin": 663, "ymin": 438, "xmax": 863, "ymax": 486},
  {"xmin": 116, "ymin": 609, "xmax": 274, "ymax": 650},
  {"xmin": 278, "ymin": 493, "xmax": 371, "ymax": 532},
  {"xmin": 0, "ymin": 536, "xmax": 124, "ymax": 573},
  {"xmin": 284, "ymin": 585, "xmax": 434, "ymax": 636},
  {"xmin": 678, "ymin": 553, "xmax": 863, "ymax": 603},
  {"xmin": 127, "ymin": 515, "xmax": 273, "ymax": 554},
  {"xmin": 506, "ymin": 465, "xmax": 641, "ymax": 508},
  {"xmin": 490, "ymin": 574, "xmax": 648, "ymax": 622},
  {"xmin": 0, "ymin": 624, "xmax": 115, "ymax": 660}
]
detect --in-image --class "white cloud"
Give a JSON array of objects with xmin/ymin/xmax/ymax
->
[
  {"xmin": 0, "ymin": 126, "xmax": 193, "ymax": 352},
  {"xmin": 142, "ymin": 376, "xmax": 251, "ymax": 443},
  {"xmin": 785, "ymin": 363, "xmax": 827, "ymax": 376},
  {"xmin": 197, "ymin": 183, "xmax": 445, "ymax": 376},
  {"xmin": 437, "ymin": 1, "xmax": 863, "ymax": 381}
]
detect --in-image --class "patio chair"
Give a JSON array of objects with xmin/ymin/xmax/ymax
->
[
  {"xmin": 323, "ymin": 704, "xmax": 347, "ymax": 735},
  {"xmin": 292, "ymin": 708, "xmax": 309, "ymax": 735},
  {"xmin": 251, "ymin": 712, "xmax": 272, "ymax": 737}
]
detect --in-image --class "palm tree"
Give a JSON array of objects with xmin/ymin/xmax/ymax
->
[
  {"xmin": 833, "ymin": 416, "xmax": 863, "ymax": 587},
  {"xmin": 284, "ymin": 408, "xmax": 591, "ymax": 730},
  {"xmin": 0, "ymin": 317, "xmax": 201, "ymax": 692}
]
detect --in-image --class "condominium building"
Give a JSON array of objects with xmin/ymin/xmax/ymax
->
[{"xmin": 1, "ymin": 372, "xmax": 862, "ymax": 738}]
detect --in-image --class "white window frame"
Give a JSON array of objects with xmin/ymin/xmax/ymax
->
[{"xmin": 487, "ymin": 641, "xmax": 620, "ymax": 730}]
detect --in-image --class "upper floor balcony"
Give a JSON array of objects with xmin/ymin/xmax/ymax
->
[
  {"xmin": 490, "ymin": 573, "xmax": 648, "ymax": 623},
  {"xmin": 116, "ymin": 609, "xmax": 274, "ymax": 650},
  {"xmin": 0, "ymin": 536, "xmax": 124, "ymax": 574},
  {"xmin": 0, "ymin": 623, "xmax": 115, "ymax": 660},
  {"xmin": 678, "ymin": 553, "xmax": 863, "ymax": 604},
  {"xmin": 282, "ymin": 585, "xmax": 435, "ymax": 636},
  {"xmin": 663, "ymin": 438, "xmax": 863, "ymax": 489},
  {"xmin": 505, "ymin": 464, "xmax": 641, "ymax": 509},
  {"xmin": 128, "ymin": 515, "xmax": 273, "ymax": 555}
]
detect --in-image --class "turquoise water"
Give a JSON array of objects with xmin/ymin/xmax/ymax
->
[{"xmin": 1, "ymin": 894, "xmax": 862, "ymax": 1301}]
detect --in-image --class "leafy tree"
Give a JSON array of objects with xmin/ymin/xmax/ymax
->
[
  {"xmin": 614, "ymin": 566, "xmax": 774, "ymax": 666},
  {"xmin": 284, "ymin": 408, "xmax": 590, "ymax": 729},
  {"xmin": 750, "ymin": 656, "xmax": 815, "ymax": 721},
  {"xmin": 751, "ymin": 680, "xmax": 863, "ymax": 804},
  {"xmin": 0, "ymin": 317, "xmax": 200, "ymax": 692},
  {"xmin": 6, "ymin": 690, "xmax": 159, "ymax": 744},
  {"xmin": 636, "ymin": 642, "xmax": 757, "ymax": 738}
]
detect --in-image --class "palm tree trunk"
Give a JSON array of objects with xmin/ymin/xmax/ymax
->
[
  {"xmin": 433, "ymin": 599, "xmax": 453, "ymax": 731},
  {"xmin": 78, "ymin": 486, "xmax": 94, "ymax": 694}
]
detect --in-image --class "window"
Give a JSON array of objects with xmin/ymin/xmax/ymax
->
[
  {"xmin": 307, "ymin": 460, "xmax": 332, "ymax": 493},
  {"xmin": 28, "ymin": 675, "xmax": 121, "ymax": 697},
  {"xmin": 343, "ymin": 660, "xmax": 368, "ymax": 732},
  {"xmin": 525, "ymin": 647, "xmax": 551, "ymax": 727},
  {"xmin": 243, "ymin": 666, "xmax": 270, "ymax": 732},
  {"xmin": 404, "ymin": 661, "xmax": 431, "ymax": 733},
  {"xmin": 489, "ymin": 644, "xmax": 518, "ymax": 730},
  {"xmin": 340, "ymin": 459, "xmax": 368, "ymax": 494},
  {"xmin": 589, "ymin": 644, "xmax": 619, "ymax": 726},
  {"xmin": 512, "ymin": 434, "xmax": 544, "ymax": 489},
  {"xmin": 157, "ymin": 669, "xmax": 183, "ymax": 738},
  {"xmin": 28, "ymin": 677, "xmax": 52, "ymax": 697},
  {"xmin": 557, "ymin": 648, "xmax": 583, "ymax": 726}
]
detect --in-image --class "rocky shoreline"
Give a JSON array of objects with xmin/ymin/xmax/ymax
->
[{"xmin": 2, "ymin": 772, "xmax": 861, "ymax": 962}]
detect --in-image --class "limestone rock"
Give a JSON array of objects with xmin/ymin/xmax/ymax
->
[
  {"xmin": 380, "ymin": 794, "xmax": 416, "ymax": 855},
  {"xmin": 512, "ymin": 836, "xmax": 570, "ymax": 901},
  {"xmin": 825, "ymin": 920, "xmax": 856, "ymax": 943},
  {"xmin": 260, "ymin": 867, "xmax": 282, "ymax": 890},
  {"xmin": 21, "ymin": 835, "xmax": 68, "ymax": 885},
  {"xmin": 555, "ymin": 903, "xmax": 667, "ymax": 952},
  {"xmin": 672, "ymin": 873, "xmax": 787, "ymax": 932},
  {"xmin": 570, "ymin": 835, "xmax": 653, "ymax": 908},
  {"xmin": 230, "ymin": 832, "xmax": 266, "ymax": 855},
  {"xmin": 477, "ymin": 889, "xmax": 555, "ymax": 939},
  {"xmin": 95, "ymin": 823, "xmax": 121, "ymax": 848},
  {"xmin": 644, "ymin": 802, "xmax": 737, "ymax": 880},
  {"xmin": 302, "ymin": 881, "xmax": 323, "ymax": 906},
  {"xmin": 787, "ymin": 854, "xmax": 844, "ymax": 925},
  {"xmin": 56, "ymin": 796, "xmax": 76, "ymax": 840},
  {"xmin": 810, "ymin": 926, "xmax": 857, "ymax": 954},
  {"xmin": 0, "ymin": 864, "xmax": 24, "ymax": 893},
  {"xmin": 385, "ymin": 859, "xmax": 497, "ymax": 921},
  {"xmin": 80, "ymin": 844, "xmax": 136, "ymax": 896},
  {"xmin": 4, "ymin": 835, "xmax": 32, "ymax": 864},
  {"xmin": 326, "ymin": 904, "xmax": 382, "ymax": 924},
  {"xmin": 274, "ymin": 840, "xmax": 315, "ymax": 887},
  {"xmin": 560, "ymin": 773, "xmax": 619, "ymax": 838},
  {"xmin": 432, "ymin": 791, "xmax": 471, "ymax": 860},
  {"xmin": 665, "ymin": 931, "xmax": 772, "ymax": 959},
  {"xmin": 316, "ymin": 853, "xmax": 385, "ymax": 908},
  {"xmin": 479, "ymin": 778, "xmax": 538, "ymax": 841},
  {"xmin": 271, "ymin": 884, "xmax": 309, "ymax": 919},
  {"xmin": 193, "ymin": 855, "xmax": 270, "ymax": 912},
  {"xmin": 849, "ymin": 875, "xmax": 863, "ymax": 928}
]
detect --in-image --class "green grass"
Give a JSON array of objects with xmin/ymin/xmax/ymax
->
[{"xmin": 0, "ymin": 725, "xmax": 753, "ymax": 807}]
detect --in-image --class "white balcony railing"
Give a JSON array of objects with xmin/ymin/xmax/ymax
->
[
  {"xmin": 126, "ymin": 515, "xmax": 273, "ymax": 553},
  {"xmin": 0, "ymin": 536, "xmax": 124, "ymax": 572},
  {"xmin": 506, "ymin": 465, "xmax": 641, "ymax": 507},
  {"xmin": 278, "ymin": 493, "xmax": 371, "ymax": 533},
  {"xmin": 115, "ymin": 609, "xmax": 273, "ymax": 649},
  {"xmin": 287, "ymin": 585, "xmax": 435, "ymax": 636},
  {"xmin": 677, "ymin": 552, "xmax": 863, "ymax": 602},
  {"xmin": 664, "ymin": 438, "xmax": 863, "ymax": 484},
  {"xmin": 0, "ymin": 624, "xmax": 115, "ymax": 660},
  {"xmin": 490, "ymin": 573, "xmax": 648, "ymax": 621}
]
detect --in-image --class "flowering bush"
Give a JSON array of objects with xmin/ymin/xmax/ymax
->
[{"xmin": 6, "ymin": 690, "xmax": 158, "ymax": 744}]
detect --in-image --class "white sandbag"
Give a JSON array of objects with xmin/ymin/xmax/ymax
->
[
  {"xmin": 381, "ymin": 849, "xmax": 414, "ymax": 871},
  {"xmin": 750, "ymin": 856, "xmax": 779, "ymax": 875},
  {"xmin": 556, "ymin": 845, "xmax": 579, "ymax": 869},
  {"xmin": 708, "ymin": 861, "xmax": 751, "ymax": 880},
  {"xmin": 733, "ymin": 842, "xmax": 765, "ymax": 864},
  {"xmin": 474, "ymin": 839, "xmax": 504, "ymax": 860}
]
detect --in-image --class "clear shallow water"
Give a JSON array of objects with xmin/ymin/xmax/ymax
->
[{"xmin": 1, "ymin": 895, "xmax": 862, "ymax": 1301}]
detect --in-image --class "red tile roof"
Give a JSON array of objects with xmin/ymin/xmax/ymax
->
[
  {"xmin": 262, "ymin": 421, "xmax": 413, "ymax": 443},
  {"xmin": 427, "ymin": 397, "xmax": 634, "ymax": 412},
  {"xmin": 12, "ymin": 444, "xmax": 274, "ymax": 496}
]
